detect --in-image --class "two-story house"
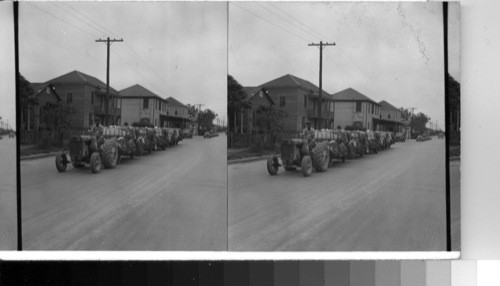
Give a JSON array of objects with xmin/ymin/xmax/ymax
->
[
  {"xmin": 165, "ymin": 97, "xmax": 190, "ymax": 128},
  {"xmin": 120, "ymin": 84, "xmax": 168, "ymax": 127},
  {"xmin": 33, "ymin": 70, "xmax": 122, "ymax": 129},
  {"xmin": 375, "ymin": 100, "xmax": 403, "ymax": 132},
  {"xmin": 331, "ymin": 88, "xmax": 380, "ymax": 130},
  {"xmin": 255, "ymin": 74, "xmax": 335, "ymax": 131}
]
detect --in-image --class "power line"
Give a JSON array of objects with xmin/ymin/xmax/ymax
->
[
  {"xmin": 267, "ymin": 2, "xmax": 327, "ymax": 40},
  {"xmin": 28, "ymin": 3, "xmax": 98, "ymax": 39},
  {"xmin": 60, "ymin": 2, "xmax": 118, "ymax": 37},
  {"xmin": 258, "ymin": 2, "xmax": 318, "ymax": 42},
  {"xmin": 40, "ymin": 3, "xmax": 172, "ymax": 95},
  {"xmin": 232, "ymin": 3, "xmax": 310, "ymax": 42}
]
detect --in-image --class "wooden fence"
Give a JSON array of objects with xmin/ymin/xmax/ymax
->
[
  {"xmin": 228, "ymin": 131, "xmax": 301, "ymax": 149},
  {"xmin": 20, "ymin": 129, "xmax": 89, "ymax": 147}
]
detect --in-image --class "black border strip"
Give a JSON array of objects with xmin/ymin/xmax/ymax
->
[
  {"xmin": 443, "ymin": 2, "xmax": 451, "ymax": 252},
  {"xmin": 14, "ymin": 1, "xmax": 22, "ymax": 251}
]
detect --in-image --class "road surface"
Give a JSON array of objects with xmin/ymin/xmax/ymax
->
[
  {"xmin": 21, "ymin": 135, "xmax": 227, "ymax": 250},
  {"xmin": 0, "ymin": 136, "xmax": 17, "ymax": 250},
  {"xmin": 229, "ymin": 138, "xmax": 449, "ymax": 251}
]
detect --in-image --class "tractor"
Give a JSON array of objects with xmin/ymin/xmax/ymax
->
[
  {"xmin": 113, "ymin": 127, "xmax": 138, "ymax": 162},
  {"xmin": 55, "ymin": 134, "xmax": 118, "ymax": 174},
  {"xmin": 346, "ymin": 131, "xmax": 364, "ymax": 159},
  {"xmin": 267, "ymin": 138, "xmax": 330, "ymax": 177}
]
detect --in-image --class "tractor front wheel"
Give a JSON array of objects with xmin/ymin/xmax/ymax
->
[
  {"xmin": 55, "ymin": 153, "xmax": 68, "ymax": 172},
  {"xmin": 267, "ymin": 155, "xmax": 280, "ymax": 175},
  {"xmin": 90, "ymin": 152, "xmax": 102, "ymax": 173},
  {"xmin": 301, "ymin": 155, "xmax": 313, "ymax": 177}
]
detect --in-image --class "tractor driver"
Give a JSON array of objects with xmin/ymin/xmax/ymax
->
[
  {"xmin": 90, "ymin": 118, "xmax": 104, "ymax": 152},
  {"xmin": 302, "ymin": 121, "xmax": 316, "ymax": 155}
]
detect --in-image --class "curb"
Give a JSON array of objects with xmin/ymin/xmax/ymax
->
[
  {"xmin": 228, "ymin": 155, "xmax": 275, "ymax": 165},
  {"xmin": 20, "ymin": 151, "xmax": 65, "ymax": 161}
]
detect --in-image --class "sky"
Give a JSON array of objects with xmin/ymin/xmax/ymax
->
[
  {"xmin": 18, "ymin": 2, "xmax": 227, "ymax": 124},
  {"xmin": 229, "ymin": 2, "xmax": 460, "ymax": 130},
  {"xmin": 0, "ymin": 3, "xmax": 16, "ymax": 130}
]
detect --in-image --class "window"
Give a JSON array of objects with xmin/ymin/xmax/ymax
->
[
  {"xmin": 279, "ymin": 96, "xmax": 285, "ymax": 107},
  {"xmin": 143, "ymin": 98, "xmax": 149, "ymax": 109},
  {"xmin": 388, "ymin": 113, "xmax": 391, "ymax": 119},
  {"xmin": 330, "ymin": 102, "xmax": 334, "ymax": 112},
  {"xmin": 66, "ymin": 92, "xmax": 73, "ymax": 104},
  {"xmin": 91, "ymin": 92, "xmax": 95, "ymax": 105},
  {"xmin": 89, "ymin": 113, "xmax": 93, "ymax": 126},
  {"xmin": 175, "ymin": 110, "xmax": 178, "ymax": 116},
  {"xmin": 371, "ymin": 104, "xmax": 374, "ymax": 114},
  {"xmin": 304, "ymin": 95, "xmax": 307, "ymax": 108},
  {"xmin": 356, "ymin": 102, "xmax": 362, "ymax": 112}
]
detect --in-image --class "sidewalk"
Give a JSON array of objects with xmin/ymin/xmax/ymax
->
[
  {"xmin": 20, "ymin": 144, "xmax": 66, "ymax": 161},
  {"xmin": 227, "ymin": 148, "xmax": 276, "ymax": 164}
]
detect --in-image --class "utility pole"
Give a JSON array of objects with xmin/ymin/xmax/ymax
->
[
  {"xmin": 194, "ymin": 104, "xmax": 204, "ymax": 135},
  {"xmin": 96, "ymin": 37, "xmax": 123, "ymax": 126},
  {"xmin": 308, "ymin": 41, "xmax": 335, "ymax": 129},
  {"xmin": 409, "ymin": 107, "xmax": 417, "ymax": 138}
]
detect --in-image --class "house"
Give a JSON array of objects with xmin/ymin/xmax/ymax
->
[
  {"xmin": 252, "ymin": 74, "xmax": 335, "ymax": 132},
  {"xmin": 331, "ymin": 88, "xmax": 381, "ymax": 131},
  {"xmin": 48, "ymin": 70, "xmax": 121, "ymax": 128},
  {"xmin": 238, "ymin": 87, "xmax": 276, "ymax": 133},
  {"xmin": 120, "ymin": 84, "xmax": 168, "ymax": 127},
  {"xmin": 21, "ymin": 82, "xmax": 62, "ymax": 130},
  {"xmin": 165, "ymin": 97, "xmax": 190, "ymax": 128},
  {"xmin": 21, "ymin": 70, "xmax": 120, "ymax": 130},
  {"xmin": 376, "ymin": 100, "xmax": 404, "ymax": 132}
]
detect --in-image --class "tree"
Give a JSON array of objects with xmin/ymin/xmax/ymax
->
[
  {"xmin": 447, "ymin": 73, "xmax": 460, "ymax": 132},
  {"xmin": 18, "ymin": 73, "xmax": 38, "ymax": 130},
  {"xmin": 412, "ymin": 112, "xmax": 430, "ymax": 135},
  {"xmin": 185, "ymin": 104, "xmax": 198, "ymax": 118},
  {"xmin": 199, "ymin": 108, "xmax": 217, "ymax": 130},
  {"xmin": 228, "ymin": 75, "xmax": 251, "ymax": 133}
]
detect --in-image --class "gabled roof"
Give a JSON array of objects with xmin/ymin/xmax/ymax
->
[
  {"xmin": 45, "ymin": 70, "xmax": 119, "ymax": 95},
  {"xmin": 379, "ymin": 100, "xmax": 401, "ymax": 112},
  {"xmin": 30, "ymin": 82, "xmax": 46, "ymax": 94},
  {"xmin": 242, "ymin": 86, "xmax": 260, "ymax": 98},
  {"xmin": 259, "ymin": 74, "xmax": 332, "ymax": 97},
  {"xmin": 29, "ymin": 82, "xmax": 62, "ymax": 101},
  {"xmin": 120, "ymin": 84, "xmax": 164, "ymax": 101},
  {"xmin": 331, "ymin": 88, "xmax": 379, "ymax": 104},
  {"xmin": 244, "ymin": 86, "xmax": 276, "ymax": 106},
  {"xmin": 166, "ymin": 97, "xmax": 186, "ymax": 108}
]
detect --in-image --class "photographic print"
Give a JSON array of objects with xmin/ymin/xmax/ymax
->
[
  {"xmin": 228, "ymin": 2, "xmax": 460, "ymax": 252},
  {"xmin": 18, "ymin": 2, "xmax": 227, "ymax": 250},
  {"xmin": 0, "ymin": 2, "xmax": 17, "ymax": 250}
]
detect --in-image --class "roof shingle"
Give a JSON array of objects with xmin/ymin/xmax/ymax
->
[
  {"xmin": 331, "ymin": 88, "xmax": 378, "ymax": 104},
  {"xmin": 45, "ymin": 70, "xmax": 119, "ymax": 95}
]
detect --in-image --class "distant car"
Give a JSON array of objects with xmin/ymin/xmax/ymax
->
[
  {"xmin": 395, "ymin": 132, "xmax": 406, "ymax": 142},
  {"xmin": 204, "ymin": 131, "xmax": 214, "ymax": 138},
  {"xmin": 8, "ymin": 132, "xmax": 15, "ymax": 138},
  {"xmin": 437, "ymin": 133, "xmax": 444, "ymax": 139}
]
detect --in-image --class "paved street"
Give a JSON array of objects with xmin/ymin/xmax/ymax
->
[
  {"xmin": 229, "ymin": 138, "xmax": 449, "ymax": 251},
  {"xmin": 0, "ymin": 136, "xmax": 17, "ymax": 250},
  {"xmin": 21, "ymin": 135, "xmax": 227, "ymax": 250}
]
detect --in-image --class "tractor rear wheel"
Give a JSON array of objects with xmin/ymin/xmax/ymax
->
[
  {"xmin": 101, "ymin": 139, "xmax": 118, "ymax": 169},
  {"xmin": 301, "ymin": 155, "xmax": 313, "ymax": 176},
  {"xmin": 312, "ymin": 142, "xmax": 329, "ymax": 172},
  {"xmin": 267, "ymin": 155, "xmax": 279, "ymax": 175},
  {"xmin": 90, "ymin": 152, "xmax": 102, "ymax": 173},
  {"xmin": 55, "ymin": 154, "xmax": 68, "ymax": 172}
]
